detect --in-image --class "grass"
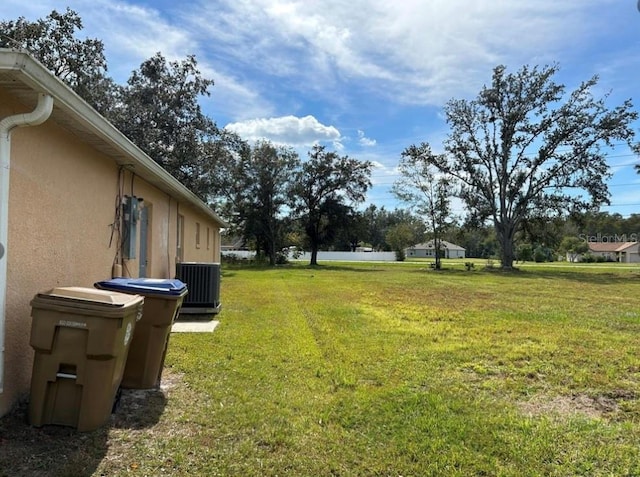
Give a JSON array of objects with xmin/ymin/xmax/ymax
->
[{"xmin": 2, "ymin": 260, "xmax": 640, "ymax": 476}]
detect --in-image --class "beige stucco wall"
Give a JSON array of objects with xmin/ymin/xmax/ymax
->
[
  {"xmin": 0, "ymin": 89, "xmax": 222, "ymax": 416},
  {"xmin": 2, "ymin": 117, "xmax": 118, "ymax": 416},
  {"xmin": 116, "ymin": 175, "xmax": 221, "ymax": 274},
  {"xmin": 179, "ymin": 202, "xmax": 221, "ymax": 264},
  {"xmin": 117, "ymin": 170, "xmax": 176, "ymax": 279}
]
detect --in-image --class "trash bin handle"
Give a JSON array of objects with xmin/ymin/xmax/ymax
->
[{"xmin": 56, "ymin": 372, "xmax": 77, "ymax": 379}]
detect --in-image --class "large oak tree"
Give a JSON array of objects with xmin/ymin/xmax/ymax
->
[
  {"xmin": 109, "ymin": 53, "xmax": 221, "ymax": 199},
  {"xmin": 405, "ymin": 64, "xmax": 639, "ymax": 269},
  {"xmin": 290, "ymin": 145, "xmax": 372, "ymax": 266}
]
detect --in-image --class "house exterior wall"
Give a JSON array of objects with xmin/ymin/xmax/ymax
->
[
  {"xmin": 590, "ymin": 251, "xmax": 617, "ymax": 261},
  {"xmin": 179, "ymin": 203, "xmax": 221, "ymax": 264},
  {"xmin": 3, "ymin": 113, "xmax": 116, "ymax": 417},
  {"xmin": 407, "ymin": 248, "xmax": 434, "ymax": 258},
  {"xmin": 614, "ymin": 250, "xmax": 640, "ymax": 264},
  {"xmin": 585, "ymin": 242, "xmax": 640, "ymax": 263},
  {"xmin": 0, "ymin": 88, "xmax": 222, "ymax": 416},
  {"xmin": 618, "ymin": 243, "xmax": 640, "ymax": 263},
  {"xmin": 406, "ymin": 248, "xmax": 466, "ymax": 259}
]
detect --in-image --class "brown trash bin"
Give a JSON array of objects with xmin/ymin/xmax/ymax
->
[
  {"xmin": 28, "ymin": 287, "xmax": 143, "ymax": 432},
  {"xmin": 94, "ymin": 278, "xmax": 187, "ymax": 389}
]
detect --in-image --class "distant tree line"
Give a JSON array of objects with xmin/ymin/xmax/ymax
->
[{"xmin": 2, "ymin": 9, "xmax": 639, "ymax": 268}]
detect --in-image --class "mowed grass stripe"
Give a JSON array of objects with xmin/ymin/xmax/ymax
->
[{"xmin": 166, "ymin": 268, "xmax": 338, "ymax": 474}]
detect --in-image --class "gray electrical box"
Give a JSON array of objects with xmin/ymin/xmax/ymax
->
[{"xmin": 122, "ymin": 196, "xmax": 139, "ymax": 260}]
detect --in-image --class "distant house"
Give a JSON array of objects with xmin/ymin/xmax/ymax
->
[
  {"xmin": 582, "ymin": 241, "xmax": 640, "ymax": 263},
  {"xmin": 405, "ymin": 240, "xmax": 466, "ymax": 259}
]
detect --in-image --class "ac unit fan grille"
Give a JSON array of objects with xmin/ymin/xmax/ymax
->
[{"xmin": 176, "ymin": 263, "xmax": 220, "ymax": 308}]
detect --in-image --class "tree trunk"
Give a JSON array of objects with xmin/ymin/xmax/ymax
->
[
  {"xmin": 307, "ymin": 221, "xmax": 320, "ymax": 266},
  {"xmin": 268, "ymin": 242, "xmax": 276, "ymax": 266},
  {"xmin": 497, "ymin": 222, "xmax": 516, "ymax": 269},
  {"xmin": 434, "ymin": 236, "xmax": 442, "ymax": 270}
]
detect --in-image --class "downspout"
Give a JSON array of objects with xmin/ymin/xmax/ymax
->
[{"xmin": 0, "ymin": 93, "xmax": 54, "ymax": 393}]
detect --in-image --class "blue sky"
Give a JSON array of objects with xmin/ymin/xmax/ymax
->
[{"xmin": 3, "ymin": 1, "xmax": 640, "ymax": 217}]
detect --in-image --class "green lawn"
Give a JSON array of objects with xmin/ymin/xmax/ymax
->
[{"xmin": 4, "ymin": 260, "xmax": 640, "ymax": 476}]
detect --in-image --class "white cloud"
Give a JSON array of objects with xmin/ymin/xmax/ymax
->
[
  {"xmin": 178, "ymin": 0, "xmax": 612, "ymax": 106},
  {"xmin": 369, "ymin": 161, "xmax": 398, "ymax": 186},
  {"xmin": 358, "ymin": 130, "xmax": 377, "ymax": 147},
  {"xmin": 5, "ymin": 0, "xmax": 631, "ymax": 119},
  {"xmin": 224, "ymin": 115, "xmax": 342, "ymax": 148}
]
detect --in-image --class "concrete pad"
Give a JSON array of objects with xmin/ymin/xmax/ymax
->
[{"xmin": 171, "ymin": 320, "xmax": 219, "ymax": 333}]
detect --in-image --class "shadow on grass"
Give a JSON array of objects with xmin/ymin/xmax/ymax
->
[
  {"xmin": 0, "ymin": 387, "xmax": 167, "ymax": 477},
  {"xmin": 110, "ymin": 386, "xmax": 167, "ymax": 429}
]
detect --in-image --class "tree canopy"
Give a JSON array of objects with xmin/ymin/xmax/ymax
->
[
  {"xmin": 393, "ymin": 144, "xmax": 453, "ymax": 269},
  {"xmin": 405, "ymin": 64, "xmax": 639, "ymax": 269},
  {"xmin": 5, "ymin": 9, "xmax": 640, "ymax": 267},
  {"xmin": 108, "ymin": 53, "xmax": 220, "ymax": 199},
  {"xmin": 290, "ymin": 145, "xmax": 372, "ymax": 265},
  {"xmin": 0, "ymin": 8, "xmax": 118, "ymax": 115},
  {"xmin": 210, "ymin": 140, "xmax": 299, "ymax": 265},
  {"xmin": 1, "ymin": 9, "xmax": 237, "ymax": 202}
]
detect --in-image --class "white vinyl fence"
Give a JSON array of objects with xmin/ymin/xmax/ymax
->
[
  {"xmin": 293, "ymin": 251, "xmax": 397, "ymax": 262},
  {"xmin": 222, "ymin": 250, "xmax": 397, "ymax": 262}
]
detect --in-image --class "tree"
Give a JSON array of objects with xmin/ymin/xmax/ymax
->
[
  {"xmin": 385, "ymin": 223, "xmax": 416, "ymax": 261},
  {"xmin": 208, "ymin": 139, "xmax": 299, "ymax": 265},
  {"xmin": 393, "ymin": 145, "xmax": 453, "ymax": 270},
  {"xmin": 324, "ymin": 208, "xmax": 368, "ymax": 252},
  {"xmin": 450, "ymin": 217, "xmax": 497, "ymax": 259},
  {"xmin": 516, "ymin": 243, "xmax": 534, "ymax": 262},
  {"xmin": 290, "ymin": 145, "xmax": 372, "ymax": 265},
  {"xmin": 559, "ymin": 236, "xmax": 589, "ymax": 263},
  {"xmin": 407, "ymin": 64, "xmax": 639, "ymax": 269},
  {"xmin": 0, "ymin": 8, "xmax": 118, "ymax": 115},
  {"xmin": 354, "ymin": 206, "xmax": 424, "ymax": 252},
  {"xmin": 109, "ymin": 53, "xmax": 219, "ymax": 199},
  {"xmin": 242, "ymin": 141, "xmax": 299, "ymax": 265},
  {"xmin": 206, "ymin": 130, "xmax": 252, "ymax": 226}
]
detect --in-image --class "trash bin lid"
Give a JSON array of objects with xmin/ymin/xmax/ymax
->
[
  {"xmin": 95, "ymin": 278, "xmax": 187, "ymax": 296},
  {"xmin": 32, "ymin": 287, "xmax": 144, "ymax": 315}
]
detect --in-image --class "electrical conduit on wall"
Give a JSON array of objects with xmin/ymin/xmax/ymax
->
[{"xmin": 0, "ymin": 93, "xmax": 53, "ymax": 393}]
